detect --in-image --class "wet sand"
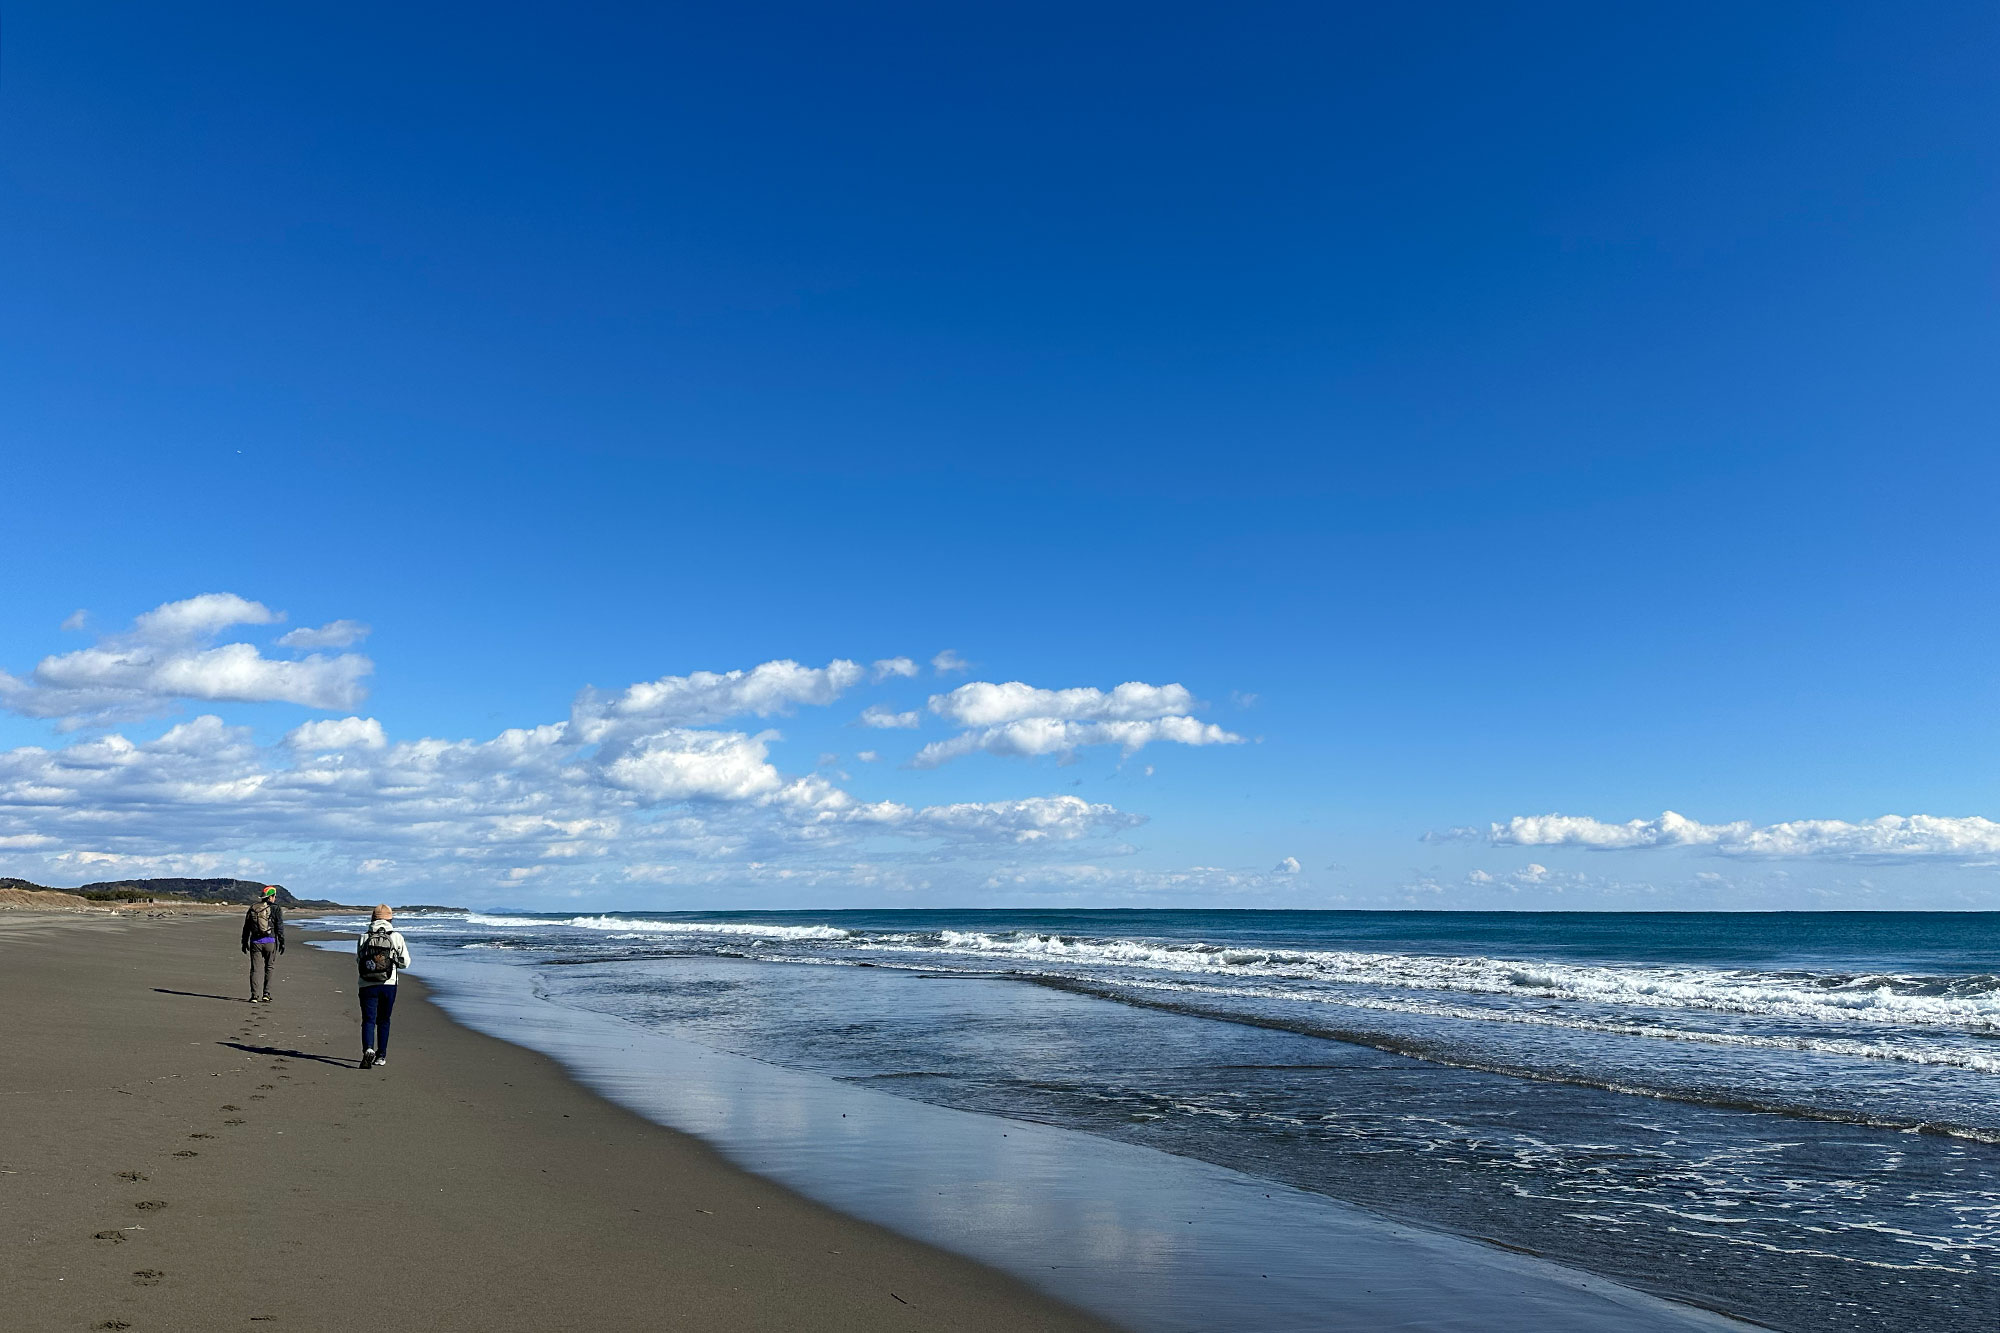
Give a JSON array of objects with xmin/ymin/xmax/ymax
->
[{"xmin": 0, "ymin": 913, "xmax": 1114, "ymax": 1332}]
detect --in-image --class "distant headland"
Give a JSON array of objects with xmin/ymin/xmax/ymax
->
[{"xmin": 0, "ymin": 875, "xmax": 461, "ymax": 913}]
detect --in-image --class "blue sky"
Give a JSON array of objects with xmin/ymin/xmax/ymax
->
[{"xmin": 3, "ymin": 3, "xmax": 1996, "ymax": 908}]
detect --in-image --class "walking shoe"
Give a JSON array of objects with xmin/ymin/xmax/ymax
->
[
  {"xmin": 259, "ymin": 995, "xmax": 271, "ymax": 1003},
  {"xmin": 373, "ymin": 1055, "xmax": 388, "ymax": 1067},
  {"xmin": 360, "ymin": 1048, "xmax": 377, "ymax": 1069}
]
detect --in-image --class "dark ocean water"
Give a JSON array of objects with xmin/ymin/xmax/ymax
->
[{"xmin": 370, "ymin": 909, "xmax": 2000, "ymax": 1331}]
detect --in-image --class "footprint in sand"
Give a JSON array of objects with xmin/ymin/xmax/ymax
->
[
  {"xmin": 93, "ymin": 1230, "xmax": 128, "ymax": 1244},
  {"xmin": 188, "ymin": 1133, "xmax": 214, "ymax": 1140},
  {"xmin": 249, "ymin": 1094, "xmax": 267, "ymax": 1100},
  {"xmin": 257, "ymin": 1083, "xmax": 276, "ymax": 1090},
  {"xmin": 135, "ymin": 1200, "xmax": 168, "ymax": 1212},
  {"xmin": 220, "ymin": 1104, "xmax": 240, "ymax": 1111},
  {"xmin": 131, "ymin": 1270, "xmax": 164, "ymax": 1286},
  {"xmin": 224, "ymin": 1118, "xmax": 246, "ymax": 1126},
  {"xmin": 116, "ymin": 1170, "xmax": 148, "ymax": 1183},
  {"xmin": 94, "ymin": 1320, "xmax": 132, "ymax": 1330},
  {"xmin": 172, "ymin": 1150, "xmax": 198, "ymax": 1158}
]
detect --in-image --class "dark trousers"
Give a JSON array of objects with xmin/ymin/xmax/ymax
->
[
  {"xmin": 247, "ymin": 941, "xmax": 278, "ymax": 998},
  {"xmin": 360, "ymin": 984, "xmax": 398, "ymax": 1054}
]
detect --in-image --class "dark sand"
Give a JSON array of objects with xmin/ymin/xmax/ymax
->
[{"xmin": 0, "ymin": 912, "xmax": 1115, "ymax": 1332}]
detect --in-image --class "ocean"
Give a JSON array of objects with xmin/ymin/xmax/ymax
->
[{"xmin": 347, "ymin": 909, "xmax": 1999, "ymax": 1331}]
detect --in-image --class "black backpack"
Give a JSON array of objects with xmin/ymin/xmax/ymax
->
[{"xmin": 358, "ymin": 928, "xmax": 398, "ymax": 981}]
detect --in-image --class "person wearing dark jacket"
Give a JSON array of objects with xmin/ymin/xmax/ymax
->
[{"xmin": 240, "ymin": 885, "xmax": 286, "ymax": 1003}]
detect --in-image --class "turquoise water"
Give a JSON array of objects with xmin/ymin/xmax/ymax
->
[{"xmin": 377, "ymin": 909, "xmax": 2000, "ymax": 1331}]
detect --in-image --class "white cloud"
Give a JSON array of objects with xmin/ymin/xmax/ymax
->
[
  {"xmin": 60, "ymin": 610, "xmax": 88, "ymax": 633},
  {"xmin": 929, "ymin": 680, "xmax": 1196, "ymax": 728},
  {"xmin": 286, "ymin": 717, "xmax": 389, "ymax": 751},
  {"xmin": 134, "ymin": 593, "xmax": 283, "ymax": 641},
  {"xmin": 856, "ymin": 750, "xmax": 880, "ymax": 763},
  {"xmin": 570, "ymin": 658, "xmax": 864, "ymax": 741},
  {"xmin": 903, "ymin": 796, "xmax": 1145, "ymax": 844},
  {"xmin": 859, "ymin": 704, "xmax": 921, "ymax": 729},
  {"xmin": 1488, "ymin": 811, "xmax": 2000, "ymax": 861},
  {"xmin": 911, "ymin": 715, "xmax": 1241, "ymax": 769},
  {"xmin": 907, "ymin": 678, "xmax": 1241, "ymax": 768},
  {"xmin": 599, "ymin": 729, "xmax": 787, "ymax": 802},
  {"xmin": 0, "ymin": 593, "xmax": 371, "ymax": 725},
  {"xmin": 1274, "ymin": 855, "xmax": 1301, "ymax": 874},
  {"xmin": 0, "ymin": 608, "xmax": 1255, "ymax": 898},
  {"xmin": 931, "ymin": 650, "xmax": 970, "ymax": 675},
  {"xmin": 872, "ymin": 657, "xmax": 919, "ymax": 680},
  {"xmin": 278, "ymin": 619, "xmax": 372, "ymax": 650}
]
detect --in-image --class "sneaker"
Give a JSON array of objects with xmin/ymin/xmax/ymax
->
[
  {"xmin": 259, "ymin": 995, "xmax": 271, "ymax": 1003},
  {"xmin": 360, "ymin": 1048, "xmax": 377, "ymax": 1069},
  {"xmin": 373, "ymin": 1055, "xmax": 388, "ymax": 1067}
]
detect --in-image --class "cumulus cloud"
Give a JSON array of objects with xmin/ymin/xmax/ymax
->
[
  {"xmin": 907, "ymin": 678, "xmax": 1241, "ymax": 768},
  {"xmin": 903, "ymin": 796, "xmax": 1145, "ymax": 844},
  {"xmin": 872, "ymin": 657, "xmax": 919, "ymax": 680},
  {"xmin": 570, "ymin": 658, "xmax": 864, "ymax": 741},
  {"xmin": 0, "ymin": 594, "xmax": 372, "ymax": 725},
  {"xmin": 859, "ymin": 704, "xmax": 921, "ymax": 729},
  {"xmin": 286, "ymin": 717, "xmax": 389, "ymax": 752},
  {"xmin": 60, "ymin": 610, "xmax": 88, "ymax": 633},
  {"xmin": 599, "ymin": 729, "xmax": 787, "ymax": 802},
  {"xmin": 135, "ymin": 593, "xmax": 282, "ymax": 640},
  {"xmin": 1487, "ymin": 811, "xmax": 2000, "ymax": 861},
  {"xmin": 278, "ymin": 620, "xmax": 372, "ymax": 650},
  {"xmin": 931, "ymin": 650, "xmax": 970, "ymax": 675},
  {"xmin": 929, "ymin": 680, "xmax": 1196, "ymax": 728},
  {"xmin": 1273, "ymin": 856, "xmax": 1301, "ymax": 874},
  {"xmin": 911, "ymin": 715, "xmax": 1241, "ymax": 769}
]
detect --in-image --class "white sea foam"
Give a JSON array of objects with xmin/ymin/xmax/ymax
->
[
  {"xmin": 1093, "ymin": 976, "xmax": 2000, "ymax": 1077},
  {"xmin": 863, "ymin": 931, "xmax": 2000, "ymax": 1033},
  {"xmin": 558, "ymin": 915, "xmax": 855, "ymax": 941},
  {"xmin": 454, "ymin": 912, "xmax": 852, "ymax": 940}
]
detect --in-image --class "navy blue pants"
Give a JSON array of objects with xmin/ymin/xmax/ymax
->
[{"xmin": 359, "ymin": 984, "xmax": 398, "ymax": 1054}]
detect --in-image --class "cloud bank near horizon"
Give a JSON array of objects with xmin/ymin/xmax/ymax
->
[
  {"xmin": 0, "ymin": 594, "xmax": 1261, "ymax": 900},
  {"xmin": 1485, "ymin": 811, "xmax": 2000, "ymax": 861}
]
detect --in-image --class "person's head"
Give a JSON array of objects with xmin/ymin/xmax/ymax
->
[
  {"xmin": 262, "ymin": 885, "xmax": 279, "ymax": 900},
  {"xmin": 371, "ymin": 904, "xmax": 394, "ymax": 922}
]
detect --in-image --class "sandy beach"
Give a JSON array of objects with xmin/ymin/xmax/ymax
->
[{"xmin": 0, "ymin": 912, "xmax": 1113, "ymax": 1333}]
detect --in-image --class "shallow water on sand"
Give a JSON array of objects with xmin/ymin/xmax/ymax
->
[{"xmin": 352, "ymin": 909, "xmax": 2000, "ymax": 1332}]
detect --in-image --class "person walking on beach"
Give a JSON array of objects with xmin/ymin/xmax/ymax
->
[
  {"xmin": 356, "ymin": 904, "xmax": 412, "ymax": 1070},
  {"xmin": 240, "ymin": 885, "xmax": 285, "ymax": 1003}
]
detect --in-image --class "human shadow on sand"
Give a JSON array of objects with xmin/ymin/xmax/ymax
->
[
  {"xmin": 220, "ymin": 1041, "xmax": 356, "ymax": 1069},
  {"xmin": 154, "ymin": 988, "xmax": 242, "ymax": 1002}
]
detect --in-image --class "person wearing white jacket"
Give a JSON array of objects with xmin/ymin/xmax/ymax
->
[{"xmin": 356, "ymin": 904, "xmax": 412, "ymax": 1070}]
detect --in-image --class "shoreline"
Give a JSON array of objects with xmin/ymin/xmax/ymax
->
[
  {"xmin": 0, "ymin": 912, "xmax": 1115, "ymax": 1332},
  {"xmin": 376, "ymin": 924, "xmax": 1756, "ymax": 1332}
]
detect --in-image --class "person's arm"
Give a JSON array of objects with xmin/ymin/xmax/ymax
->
[
  {"xmin": 241, "ymin": 910, "xmax": 252, "ymax": 952},
  {"xmin": 273, "ymin": 903, "xmax": 286, "ymax": 952},
  {"xmin": 394, "ymin": 932, "xmax": 412, "ymax": 970}
]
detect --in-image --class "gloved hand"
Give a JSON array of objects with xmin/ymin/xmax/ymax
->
[{"xmin": 278, "ymin": 944, "xmax": 286, "ymax": 954}]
